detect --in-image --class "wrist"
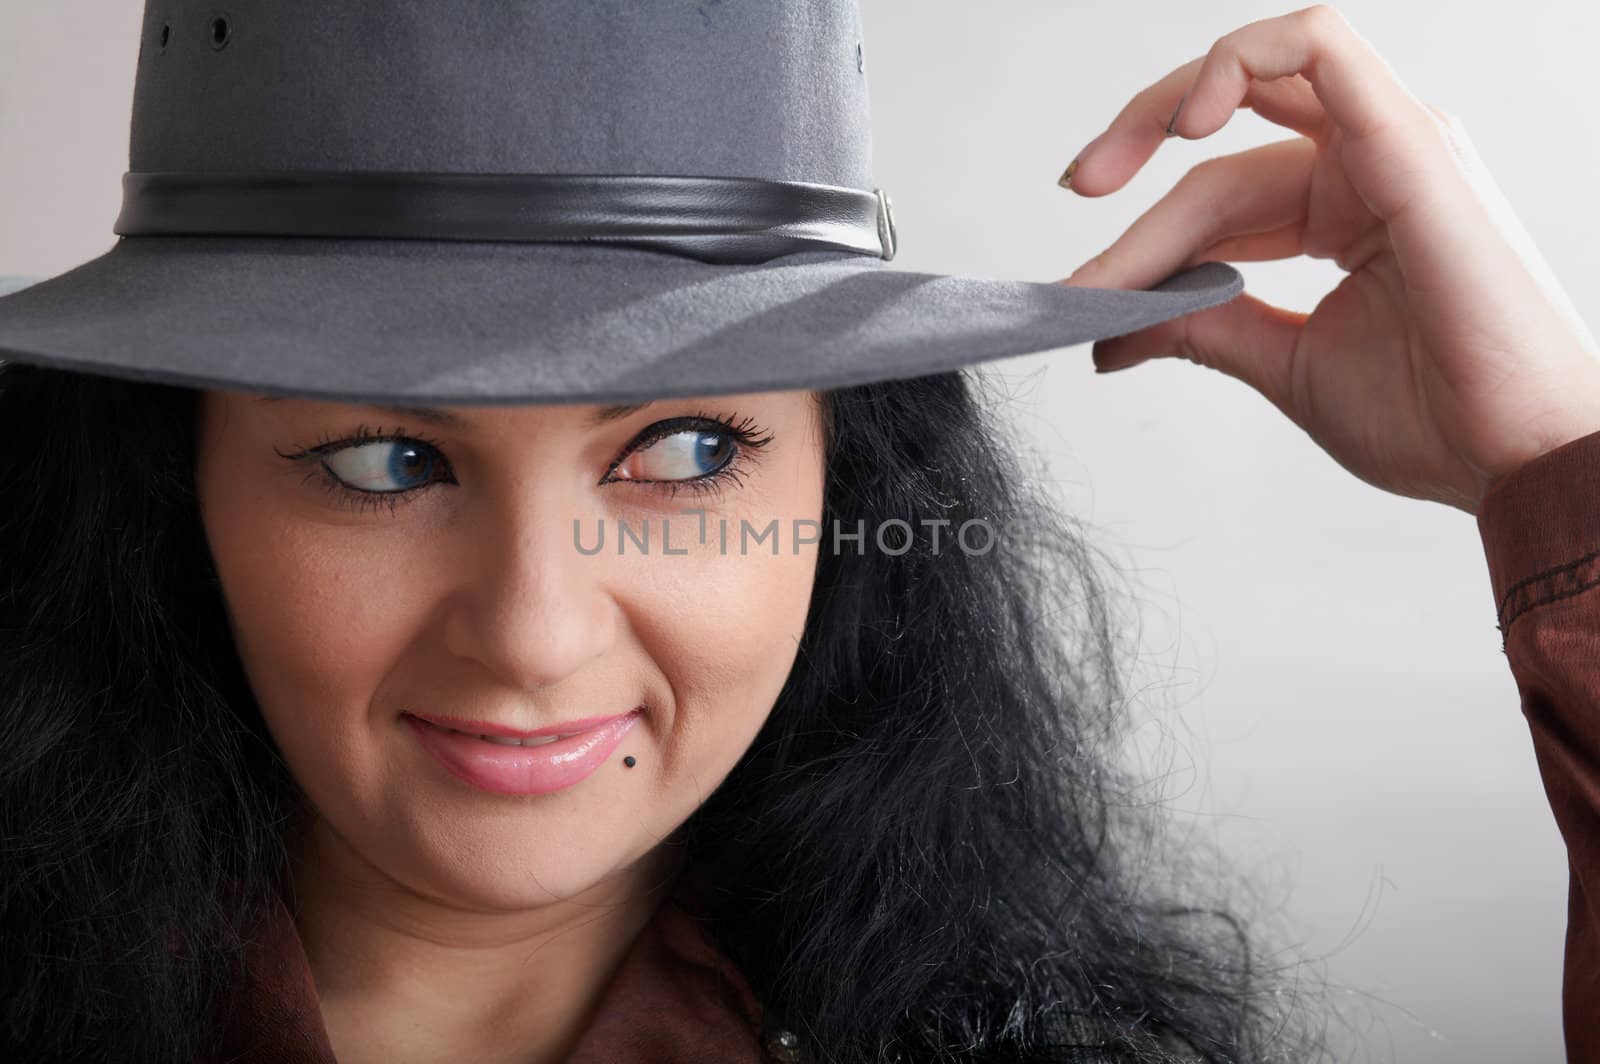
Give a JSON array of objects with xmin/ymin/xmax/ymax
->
[{"xmin": 1476, "ymin": 410, "xmax": 1600, "ymax": 515}]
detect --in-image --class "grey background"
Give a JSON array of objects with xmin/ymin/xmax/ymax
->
[{"xmin": 1, "ymin": 2, "xmax": 1591, "ymax": 1060}]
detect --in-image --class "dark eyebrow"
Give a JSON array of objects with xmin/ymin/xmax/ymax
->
[
  {"xmin": 251, "ymin": 396, "xmax": 653, "ymax": 429},
  {"xmin": 251, "ymin": 395, "xmax": 468, "ymax": 428},
  {"xmin": 585, "ymin": 401, "xmax": 652, "ymax": 427}
]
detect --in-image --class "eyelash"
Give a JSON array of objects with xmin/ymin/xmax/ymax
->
[{"xmin": 271, "ymin": 410, "xmax": 776, "ymax": 517}]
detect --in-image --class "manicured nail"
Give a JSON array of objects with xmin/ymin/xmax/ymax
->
[
  {"xmin": 1057, "ymin": 134, "xmax": 1102, "ymax": 189},
  {"xmin": 1165, "ymin": 91, "xmax": 1188, "ymax": 138}
]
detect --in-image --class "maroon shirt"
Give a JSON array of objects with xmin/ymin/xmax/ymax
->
[
  {"xmin": 204, "ymin": 873, "xmax": 782, "ymax": 1063},
  {"xmin": 1478, "ymin": 426, "xmax": 1600, "ymax": 1061},
  {"xmin": 202, "ymin": 426, "xmax": 1600, "ymax": 1061}
]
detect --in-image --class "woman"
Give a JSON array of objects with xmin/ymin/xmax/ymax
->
[{"xmin": 1, "ymin": 3, "xmax": 1595, "ymax": 1063}]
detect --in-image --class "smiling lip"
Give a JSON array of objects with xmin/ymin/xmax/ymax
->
[
  {"xmin": 402, "ymin": 709, "xmax": 643, "ymax": 796},
  {"xmin": 403, "ymin": 711, "xmax": 634, "ymax": 740}
]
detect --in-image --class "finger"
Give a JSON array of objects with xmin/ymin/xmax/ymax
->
[
  {"xmin": 1066, "ymin": 4, "xmax": 1445, "ymax": 215},
  {"xmin": 1059, "ymin": 137, "xmax": 1316, "ymax": 291},
  {"xmin": 1185, "ymin": 221, "xmax": 1306, "ymax": 265},
  {"xmin": 1240, "ymin": 74, "xmax": 1330, "ymax": 142},
  {"xmin": 1094, "ymin": 55, "xmax": 1205, "ymax": 151},
  {"xmin": 1065, "ymin": 70, "xmax": 1327, "ymax": 199},
  {"xmin": 1092, "ymin": 292, "xmax": 1311, "ymax": 423},
  {"xmin": 1179, "ymin": 5, "xmax": 1432, "ymax": 141},
  {"xmin": 1175, "ymin": 5, "xmax": 1452, "ymax": 220}
]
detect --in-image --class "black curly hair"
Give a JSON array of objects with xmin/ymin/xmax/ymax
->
[{"xmin": 0, "ymin": 361, "xmax": 1336, "ymax": 1062}]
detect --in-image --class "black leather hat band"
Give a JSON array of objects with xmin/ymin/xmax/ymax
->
[{"xmin": 113, "ymin": 171, "xmax": 897, "ymax": 265}]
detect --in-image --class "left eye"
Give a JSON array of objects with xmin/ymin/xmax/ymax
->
[
  {"xmin": 612, "ymin": 429, "xmax": 736, "ymax": 482},
  {"xmin": 322, "ymin": 439, "xmax": 441, "ymax": 493}
]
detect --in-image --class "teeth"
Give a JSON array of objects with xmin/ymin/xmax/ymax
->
[
  {"xmin": 478, "ymin": 733, "xmax": 562, "ymax": 747},
  {"xmin": 438, "ymin": 725, "xmax": 572, "ymax": 747}
]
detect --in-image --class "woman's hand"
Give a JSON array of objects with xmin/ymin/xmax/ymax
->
[{"xmin": 1057, "ymin": 3, "xmax": 1600, "ymax": 515}]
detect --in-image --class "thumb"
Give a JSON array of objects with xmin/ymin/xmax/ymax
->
[{"xmin": 1093, "ymin": 290, "xmax": 1309, "ymax": 419}]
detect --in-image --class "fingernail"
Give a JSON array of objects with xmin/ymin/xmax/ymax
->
[
  {"xmin": 1165, "ymin": 91, "xmax": 1188, "ymax": 138},
  {"xmin": 1058, "ymin": 134, "xmax": 1103, "ymax": 189},
  {"xmin": 1092, "ymin": 340, "xmax": 1141, "ymax": 373}
]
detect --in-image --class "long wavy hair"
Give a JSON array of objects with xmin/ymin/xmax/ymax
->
[{"xmin": 0, "ymin": 361, "xmax": 1334, "ymax": 1063}]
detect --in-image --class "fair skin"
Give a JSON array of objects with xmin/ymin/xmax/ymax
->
[
  {"xmin": 1059, "ymin": 4, "xmax": 1600, "ymax": 514},
  {"xmin": 194, "ymin": 388, "xmax": 827, "ymax": 1064}
]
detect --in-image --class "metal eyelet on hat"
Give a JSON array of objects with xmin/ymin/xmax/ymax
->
[
  {"xmin": 207, "ymin": 11, "xmax": 232, "ymax": 51},
  {"xmin": 874, "ymin": 187, "xmax": 897, "ymax": 262}
]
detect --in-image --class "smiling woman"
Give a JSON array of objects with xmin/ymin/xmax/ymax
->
[
  {"xmin": 190, "ymin": 388, "xmax": 828, "ymax": 1060},
  {"xmin": 197, "ymin": 386, "xmax": 825, "ymax": 883},
  {"xmin": 0, "ymin": 363, "xmax": 1334, "ymax": 1063},
  {"xmin": 11, "ymin": 0, "xmax": 1522, "ymax": 1061}
]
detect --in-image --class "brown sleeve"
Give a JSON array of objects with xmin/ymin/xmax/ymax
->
[{"xmin": 1477, "ymin": 426, "xmax": 1600, "ymax": 1062}]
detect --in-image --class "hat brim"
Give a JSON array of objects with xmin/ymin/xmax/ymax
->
[{"xmin": 0, "ymin": 236, "xmax": 1241, "ymax": 406}]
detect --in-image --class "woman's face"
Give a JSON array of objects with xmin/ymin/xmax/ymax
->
[{"xmin": 194, "ymin": 389, "xmax": 826, "ymax": 909}]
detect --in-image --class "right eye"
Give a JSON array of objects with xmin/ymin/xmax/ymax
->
[{"xmin": 321, "ymin": 437, "xmax": 449, "ymax": 494}]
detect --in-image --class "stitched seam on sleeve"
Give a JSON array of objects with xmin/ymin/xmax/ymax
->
[
  {"xmin": 1496, "ymin": 541, "xmax": 1600, "ymax": 624},
  {"xmin": 1499, "ymin": 550, "xmax": 1600, "ymax": 641}
]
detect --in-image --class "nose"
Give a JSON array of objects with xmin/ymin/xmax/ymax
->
[{"xmin": 443, "ymin": 498, "xmax": 618, "ymax": 693}]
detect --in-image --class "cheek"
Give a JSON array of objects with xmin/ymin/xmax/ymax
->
[
  {"xmin": 204, "ymin": 491, "xmax": 430, "ymax": 800},
  {"xmin": 631, "ymin": 465, "xmax": 825, "ymax": 794},
  {"xmin": 639, "ymin": 544, "xmax": 813, "ymax": 778}
]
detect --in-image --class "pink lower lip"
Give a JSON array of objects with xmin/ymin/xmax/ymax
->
[{"xmin": 403, "ymin": 710, "xmax": 641, "ymax": 795}]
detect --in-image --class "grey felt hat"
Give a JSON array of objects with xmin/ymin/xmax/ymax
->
[{"xmin": 0, "ymin": 0, "xmax": 1243, "ymax": 407}]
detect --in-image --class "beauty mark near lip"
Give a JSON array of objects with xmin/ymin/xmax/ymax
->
[{"xmin": 403, "ymin": 710, "xmax": 642, "ymax": 795}]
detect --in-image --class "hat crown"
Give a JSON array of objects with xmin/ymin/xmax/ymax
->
[{"xmin": 129, "ymin": 0, "xmax": 875, "ymax": 189}]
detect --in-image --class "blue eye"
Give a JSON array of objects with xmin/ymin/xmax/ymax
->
[
  {"xmin": 275, "ymin": 410, "xmax": 775, "ymax": 518},
  {"xmin": 272, "ymin": 423, "xmax": 456, "ymax": 516},
  {"xmin": 321, "ymin": 438, "xmax": 440, "ymax": 493},
  {"xmin": 611, "ymin": 429, "xmax": 736, "ymax": 483},
  {"xmin": 599, "ymin": 413, "xmax": 774, "ymax": 500}
]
